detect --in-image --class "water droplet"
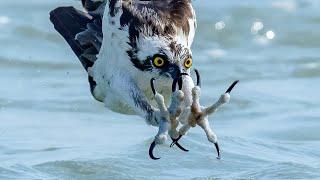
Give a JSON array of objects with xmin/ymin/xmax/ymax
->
[
  {"xmin": 215, "ymin": 21, "xmax": 225, "ymax": 30},
  {"xmin": 266, "ymin": 30, "xmax": 275, "ymax": 40},
  {"xmin": 251, "ymin": 21, "xmax": 264, "ymax": 34}
]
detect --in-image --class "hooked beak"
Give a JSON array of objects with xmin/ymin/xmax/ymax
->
[{"xmin": 172, "ymin": 73, "xmax": 189, "ymax": 92}]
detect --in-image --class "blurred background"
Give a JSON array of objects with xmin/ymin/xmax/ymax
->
[{"xmin": 1, "ymin": 0, "xmax": 320, "ymax": 179}]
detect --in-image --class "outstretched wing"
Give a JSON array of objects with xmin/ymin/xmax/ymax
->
[
  {"xmin": 50, "ymin": 1, "xmax": 105, "ymax": 97},
  {"xmin": 50, "ymin": 1, "xmax": 104, "ymax": 71}
]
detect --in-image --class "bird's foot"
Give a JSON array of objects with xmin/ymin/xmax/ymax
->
[
  {"xmin": 148, "ymin": 75, "xmax": 188, "ymax": 160},
  {"xmin": 174, "ymin": 69, "xmax": 239, "ymax": 159}
]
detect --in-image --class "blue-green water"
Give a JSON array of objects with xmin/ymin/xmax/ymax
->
[{"xmin": 1, "ymin": 0, "xmax": 320, "ymax": 179}]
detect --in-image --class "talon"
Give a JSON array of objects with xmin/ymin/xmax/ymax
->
[
  {"xmin": 172, "ymin": 73, "xmax": 189, "ymax": 92},
  {"xmin": 170, "ymin": 141, "xmax": 175, "ymax": 148},
  {"xmin": 170, "ymin": 135, "xmax": 182, "ymax": 147},
  {"xmin": 175, "ymin": 141, "xmax": 189, "ymax": 152},
  {"xmin": 214, "ymin": 142, "xmax": 221, "ymax": 160},
  {"xmin": 178, "ymin": 77, "xmax": 183, "ymax": 91},
  {"xmin": 149, "ymin": 141, "xmax": 160, "ymax": 160},
  {"xmin": 150, "ymin": 78, "xmax": 157, "ymax": 95},
  {"xmin": 194, "ymin": 69, "xmax": 201, "ymax": 87},
  {"xmin": 170, "ymin": 135, "xmax": 189, "ymax": 152},
  {"xmin": 225, "ymin": 80, "xmax": 239, "ymax": 94}
]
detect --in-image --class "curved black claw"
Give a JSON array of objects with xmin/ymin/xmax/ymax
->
[
  {"xmin": 170, "ymin": 135, "xmax": 182, "ymax": 147},
  {"xmin": 150, "ymin": 78, "xmax": 157, "ymax": 95},
  {"xmin": 194, "ymin": 69, "xmax": 201, "ymax": 87},
  {"xmin": 170, "ymin": 135, "xmax": 189, "ymax": 152},
  {"xmin": 225, "ymin": 80, "xmax": 239, "ymax": 94},
  {"xmin": 172, "ymin": 73, "xmax": 189, "ymax": 92},
  {"xmin": 149, "ymin": 141, "xmax": 160, "ymax": 160},
  {"xmin": 214, "ymin": 142, "xmax": 221, "ymax": 160},
  {"xmin": 175, "ymin": 141, "xmax": 189, "ymax": 152}
]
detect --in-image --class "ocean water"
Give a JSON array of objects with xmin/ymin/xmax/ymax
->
[{"xmin": 1, "ymin": 0, "xmax": 320, "ymax": 179}]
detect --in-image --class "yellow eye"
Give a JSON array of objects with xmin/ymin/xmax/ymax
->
[
  {"xmin": 184, "ymin": 58, "xmax": 193, "ymax": 68},
  {"xmin": 153, "ymin": 56, "xmax": 165, "ymax": 67}
]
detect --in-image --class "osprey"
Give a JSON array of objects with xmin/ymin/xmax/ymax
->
[{"xmin": 50, "ymin": 0, "xmax": 238, "ymax": 160}]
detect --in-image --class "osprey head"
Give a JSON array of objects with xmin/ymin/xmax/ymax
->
[{"xmin": 120, "ymin": 0, "xmax": 197, "ymax": 80}]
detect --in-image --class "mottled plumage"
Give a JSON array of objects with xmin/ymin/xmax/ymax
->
[
  {"xmin": 51, "ymin": 0, "xmax": 196, "ymax": 111},
  {"xmin": 50, "ymin": 0, "xmax": 235, "ymax": 160}
]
